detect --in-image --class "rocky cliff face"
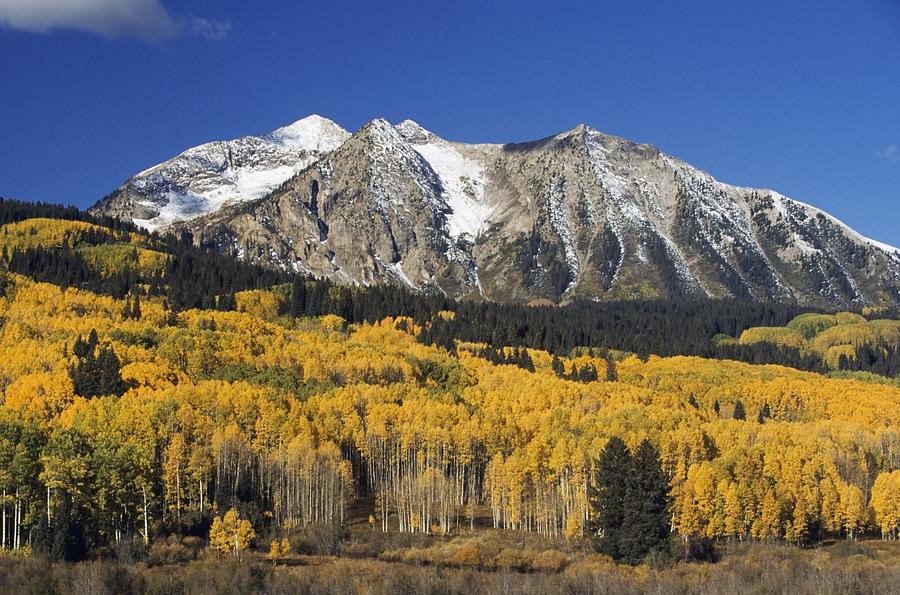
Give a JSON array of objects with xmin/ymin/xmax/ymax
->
[{"xmin": 93, "ymin": 117, "xmax": 900, "ymax": 308}]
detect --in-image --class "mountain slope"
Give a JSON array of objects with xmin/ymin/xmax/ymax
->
[
  {"xmin": 92, "ymin": 115, "xmax": 350, "ymax": 231},
  {"xmin": 92, "ymin": 118, "xmax": 900, "ymax": 308}
]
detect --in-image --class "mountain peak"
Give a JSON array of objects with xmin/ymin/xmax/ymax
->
[
  {"xmin": 355, "ymin": 118, "xmax": 413, "ymax": 150},
  {"xmin": 266, "ymin": 114, "xmax": 349, "ymax": 152},
  {"xmin": 394, "ymin": 119, "xmax": 436, "ymax": 144},
  {"xmin": 557, "ymin": 122, "xmax": 604, "ymax": 140}
]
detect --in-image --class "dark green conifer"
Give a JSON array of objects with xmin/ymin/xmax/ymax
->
[
  {"xmin": 618, "ymin": 439, "xmax": 670, "ymax": 564},
  {"xmin": 605, "ymin": 354, "xmax": 618, "ymax": 382},
  {"xmin": 551, "ymin": 355, "xmax": 565, "ymax": 378},
  {"xmin": 588, "ymin": 436, "xmax": 631, "ymax": 558}
]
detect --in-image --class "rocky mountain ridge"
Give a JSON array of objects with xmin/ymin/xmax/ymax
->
[{"xmin": 92, "ymin": 116, "xmax": 900, "ymax": 307}]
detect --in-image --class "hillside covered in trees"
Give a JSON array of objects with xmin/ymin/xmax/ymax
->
[
  {"xmin": 2, "ymin": 197, "xmax": 899, "ymax": 379},
  {"xmin": 0, "ymin": 201, "xmax": 898, "ymax": 591}
]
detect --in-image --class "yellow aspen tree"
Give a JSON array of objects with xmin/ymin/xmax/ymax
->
[
  {"xmin": 209, "ymin": 509, "xmax": 256, "ymax": 558},
  {"xmin": 707, "ymin": 479, "xmax": 729, "ymax": 538},
  {"xmin": 839, "ymin": 483, "xmax": 866, "ymax": 541},
  {"xmin": 268, "ymin": 539, "xmax": 282, "ymax": 565},
  {"xmin": 723, "ymin": 481, "xmax": 745, "ymax": 540},
  {"xmin": 871, "ymin": 471, "xmax": 900, "ymax": 540},
  {"xmin": 790, "ymin": 488, "xmax": 815, "ymax": 545},
  {"xmin": 753, "ymin": 489, "xmax": 781, "ymax": 541}
]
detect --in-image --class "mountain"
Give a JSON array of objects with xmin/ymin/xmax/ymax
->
[
  {"xmin": 92, "ymin": 117, "xmax": 900, "ymax": 308},
  {"xmin": 92, "ymin": 115, "xmax": 350, "ymax": 231}
]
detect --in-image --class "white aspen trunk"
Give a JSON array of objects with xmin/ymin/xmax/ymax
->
[
  {"xmin": 14, "ymin": 497, "xmax": 20, "ymax": 550},
  {"xmin": 142, "ymin": 485, "xmax": 150, "ymax": 544},
  {"xmin": 176, "ymin": 462, "xmax": 181, "ymax": 522}
]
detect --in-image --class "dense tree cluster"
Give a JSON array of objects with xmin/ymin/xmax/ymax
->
[
  {"xmin": 0, "ymin": 270, "xmax": 897, "ymax": 560},
  {"xmin": 0, "ymin": 196, "xmax": 136, "ymax": 233},
  {"xmin": 68, "ymin": 330, "xmax": 126, "ymax": 398},
  {"xmin": 0, "ymin": 201, "xmax": 899, "ymax": 564},
  {"xmin": 467, "ymin": 345, "xmax": 535, "ymax": 372}
]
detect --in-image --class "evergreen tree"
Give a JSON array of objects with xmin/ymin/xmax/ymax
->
[
  {"xmin": 688, "ymin": 394, "xmax": 699, "ymax": 409},
  {"xmin": 733, "ymin": 400, "xmax": 746, "ymax": 421},
  {"xmin": 713, "ymin": 400, "xmax": 720, "ymax": 416},
  {"xmin": 588, "ymin": 437, "xmax": 632, "ymax": 558},
  {"xmin": 97, "ymin": 346, "xmax": 125, "ymax": 397},
  {"xmin": 551, "ymin": 355, "xmax": 565, "ymax": 378},
  {"xmin": 757, "ymin": 403, "xmax": 771, "ymax": 424},
  {"xmin": 69, "ymin": 331, "xmax": 126, "ymax": 398},
  {"xmin": 131, "ymin": 292, "xmax": 142, "ymax": 320},
  {"xmin": 618, "ymin": 440, "xmax": 670, "ymax": 564},
  {"xmin": 605, "ymin": 354, "xmax": 618, "ymax": 382},
  {"xmin": 0, "ymin": 257, "xmax": 8, "ymax": 298},
  {"xmin": 33, "ymin": 493, "xmax": 88, "ymax": 563}
]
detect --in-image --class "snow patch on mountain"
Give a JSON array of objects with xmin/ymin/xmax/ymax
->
[
  {"xmin": 363, "ymin": 118, "xmax": 443, "ymax": 215},
  {"xmin": 784, "ymin": 195, "xmax": 900, "ymax": 257},
  {"xmin": 122, "ymin": 115, "xmax": 350, "ymax": 231},
  {"xmin": 266, "ymin": 114, "xmax": 350, "ymax": 152},
  {"xmin": 546, "ymin": 176, "xmax": 579, "ymax": 291},
  {"xmin": 410, "ymin": 136, "xmax": 490, "ymax": 240},
  {"xmin": 385, "ymin": 261, "xmax": 418, "ymax": 289}
]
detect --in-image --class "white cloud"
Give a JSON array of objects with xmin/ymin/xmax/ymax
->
[
  {"xmin": 190, "ymin": 15, "xmax": 231, "ymax": 41},
  {"xmin": 880, "ymin": 145, "xmax": 900, "ymax": 163},
  {"xmin": 0, "ymin": 0, "xmax": 229, "ymax": 43}
]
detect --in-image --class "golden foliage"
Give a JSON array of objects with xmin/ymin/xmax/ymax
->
[
  {"xmin": 209, "ymin": 509, "xmax": 256, "ymax": 557},
  {"xmin": 0, "ymin": 273, "xmax": 898, "ymax": 545}
]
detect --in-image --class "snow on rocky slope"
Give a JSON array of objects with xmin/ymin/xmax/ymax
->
[
  {"xmin": 92, "ymin": 117, "xmax": 900, "ymax": 308},
  {"xmin": 93, "ymin": 115, "xmax": 350, "ymax": 231}
]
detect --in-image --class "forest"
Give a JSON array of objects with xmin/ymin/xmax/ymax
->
[{"xmin": 0, "ymin": 201, "xmax": 898, "ymax": 592}]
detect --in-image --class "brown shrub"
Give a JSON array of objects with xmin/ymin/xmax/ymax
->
[
  {"xmin": 531, "ymin": 549, "xmax": 569, "ymax": 573},
  {"xmin": 494, "ymin": 547, "xmax": 535, "ymax": 571},
  {"xmin": 147, "ymin": 538, "xmax": 195, "ymax": 567},
  {"xmin": 449, "ymin": 542, "xmax": 483, "ymax": 569}
]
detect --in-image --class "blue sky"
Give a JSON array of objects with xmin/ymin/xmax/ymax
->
[{"xmin": 1, "ymin": 0, "xmax": 898, "ymax": 246}]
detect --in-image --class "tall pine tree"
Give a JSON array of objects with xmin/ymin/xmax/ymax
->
[
  {"xmin": 290, "ymin": 278, "xmax": 307, "ymax": 317},
  {"xmin": 587, "ymin": 436, "xmax": 631, "ymax": 558},
  {"xmin": 618, "ymin": 439, "xmax": 670, "ymax": 564}
]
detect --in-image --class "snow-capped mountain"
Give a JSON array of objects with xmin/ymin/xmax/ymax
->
[
  {"xmin": 92, "ymin": 117, "xmax": 900, "ymax": 308},
  {"xmin": 93, "ymin": 115, "xmax": 350, "ymax": 231}
]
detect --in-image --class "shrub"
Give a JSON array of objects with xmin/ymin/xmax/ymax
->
[
  {"xmin": 377, "ymin": 548, "xmax": 405, "ymax": 563},
  {"xmin": 400, "ymin": 547, "xmax": 428, "ymax": 565},
  {"xmin": 531, "ymin": 549, "xmax": 569, "ymax": 573},
  {"xmin": 671, "ymin": 536, "xmax": 719, "ymax": 564},
  {"xmin": 113, "ymin": 536, "xmax": 148, "ymax": 564},
  {"xmin": 449, "ymin": 542, "xmax": 483, "ymax": 568},
  {"xmin": 147, "ymin": 537, "xmax": 196, "ymax": 567},
  {"xmin": 343, "ymin": 542, "xmax": 376, "ymax": 559},
  {"xmin": 494, "ymin": 547, "xmax": 535, "ymax": 571},
  {"xmin": 288, "ymin": 523, "xmax": 349, "ymax": 556}
]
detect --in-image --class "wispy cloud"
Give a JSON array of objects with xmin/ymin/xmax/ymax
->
[
  {"xmin": 0, "ymin": 0, "xmax": 229, "ymax": 43},
  {"xmin": 879, "ymin": 145, "xmax": 900, "ymax": 162},
  {"xmin": 190, "ymin": 14, "xmax": 231, "ymax": 41}
]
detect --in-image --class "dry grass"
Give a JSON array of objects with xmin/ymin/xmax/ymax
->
[{"xmin": 0, "ymin": 540, "xmax": 896, "ymax": 594}]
